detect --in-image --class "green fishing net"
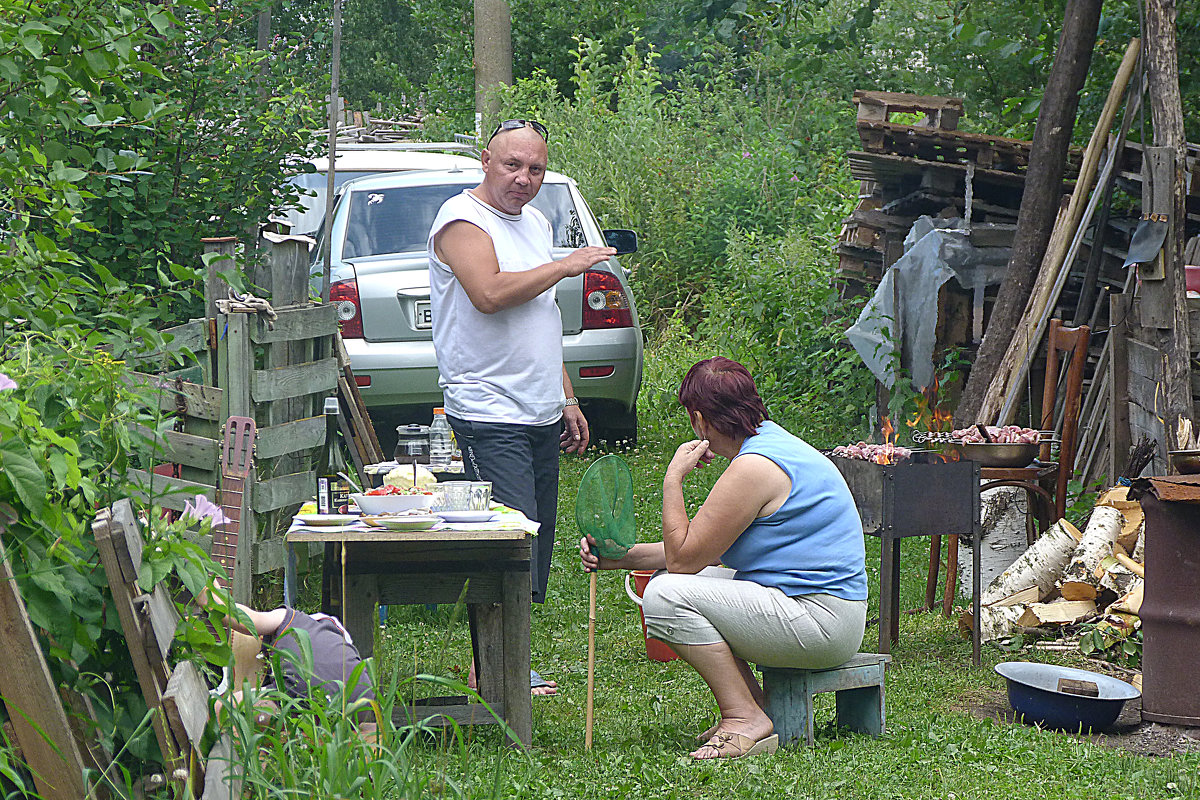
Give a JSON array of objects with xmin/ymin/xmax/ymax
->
[{"xmin": 575, "ymin": 454, "xmax": 636, "ymax": 559}]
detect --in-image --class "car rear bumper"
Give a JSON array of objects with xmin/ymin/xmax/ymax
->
[{"xmin": 344, "ymin": 326, "xmax": 642, "ymax": 412}]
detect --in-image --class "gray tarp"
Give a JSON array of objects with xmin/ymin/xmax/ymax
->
[{"xmin": 845, "ymin": 216, "xmax": 1007, "ymax": 389}]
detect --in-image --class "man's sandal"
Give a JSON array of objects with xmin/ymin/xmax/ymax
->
[{"xmin": 693, "ymin": 731, "xmax": 779, "ymax": 759}]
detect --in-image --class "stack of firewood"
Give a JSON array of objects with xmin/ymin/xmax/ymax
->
[{"xmin": 961, "ymin": 486, "xmax": 1144, "ymax": 643}]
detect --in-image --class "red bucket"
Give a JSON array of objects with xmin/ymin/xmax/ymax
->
[{"xmin": 625, "ymin": 570, "xmax": 679, "ymax": 662}]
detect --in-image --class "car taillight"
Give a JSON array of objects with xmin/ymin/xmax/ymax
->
[
  {"xmin": 582, "ymin": 269, "xmax": 633, "ymax": 329},
  {"xmin": 331, "ymin": 278, "xmax": 363, "ymax": 338}
]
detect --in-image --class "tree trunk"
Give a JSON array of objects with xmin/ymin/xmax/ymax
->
[
  {"xmin": 1142, "ymin": 0, "xmax": 1195, "ymax": 450},
  {"xmin": 955, "ymin": 0, "xmax": 1103, "ymax": 426},
  {"xmin": 474, "ymin": 0, "xmax": 513, "ymax": 128}
]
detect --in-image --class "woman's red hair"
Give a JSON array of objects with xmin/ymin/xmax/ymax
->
[{"xmin": 677, "ymin": 357, "xmax": 769, "ymax": 440}]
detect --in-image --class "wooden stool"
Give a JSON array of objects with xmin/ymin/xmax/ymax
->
[{"xmin": 759, "ymin": 653, "xmax": 891, "ymax": 746}]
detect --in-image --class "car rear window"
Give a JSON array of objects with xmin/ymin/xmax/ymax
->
[{"xmin": 342, "ymin": 183, "xmax": 586, "ymax": 258}]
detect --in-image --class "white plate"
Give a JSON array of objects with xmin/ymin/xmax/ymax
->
[
  {"xmin": 295, "ymin": 514, "xmax": 360, "ymax": 526},
  {"xmin": 435, "ymin": 510, "xmax": 499, "ymax": 523},
  {"xmin": 362, "ymin": 514, "xmax": 440, "ymax": 531}
]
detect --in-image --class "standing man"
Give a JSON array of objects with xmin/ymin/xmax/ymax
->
[{"xmin": 428, "ymin": 119, "xmax": 616, "ymax": 695}]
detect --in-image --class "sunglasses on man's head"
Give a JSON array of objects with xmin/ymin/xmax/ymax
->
[{"xmin": 487, "ymin": 119, "xmax": 549, "ymax": 145}]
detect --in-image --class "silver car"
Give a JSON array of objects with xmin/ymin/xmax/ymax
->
[{"xmin": 312, "ymin": 168, "xmax": 643, "ymax": 446}]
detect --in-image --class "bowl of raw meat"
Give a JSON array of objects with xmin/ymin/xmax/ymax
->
[{"xmin": 945, "ymin": 425, "xmax": 1042, "ymax": 467}]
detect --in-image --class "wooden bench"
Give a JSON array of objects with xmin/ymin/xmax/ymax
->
[{"xmin": 759, "ymin": 653, "xmax": 890, "ymax": 747}]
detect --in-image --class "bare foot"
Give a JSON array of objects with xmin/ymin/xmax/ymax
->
[
  {"xmin": 468, "ymin": 661, "xmax": 558, "ymax": 696},
  {"xmin": 689, "ymin": 715, "xmax": 773, "ymax": 760},
  {"xmin": 695, "ymin": 722, "xmax": 719, "ymax": 743}
]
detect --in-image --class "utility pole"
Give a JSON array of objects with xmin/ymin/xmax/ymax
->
[{"xmin": 474, "ymin": 0, "xmax": 512, "ymax": 136}]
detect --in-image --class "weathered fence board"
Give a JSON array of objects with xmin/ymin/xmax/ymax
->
[
  {"xmin": 128, "ymin": 468, "xmax": 217, "ymax": 511},
  {"xmin": 256, "ymin": 416, "xmax": 325, "ymax": 461},
  {"xmin": 131, "ymin": 425, "xmax": 220, "ymax": 473},
  {"xmin": 127, "ymin": 372, "xmax": 224, "ymax": 422},
  {"xmin": 253, "ymin": 471, "xmax": 316, "ymax": 514},
  {"xmin": 251, "ymin": 358, "xmax": 339, "ymax": 403},
  {"xmin": 251, "ymin": 304, "xmax": 337, "ymax": 344}
]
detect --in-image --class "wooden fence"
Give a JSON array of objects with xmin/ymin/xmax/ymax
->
[{"xmin": 126, "ymin": 233, "xmax": 339, "ymax": 604}]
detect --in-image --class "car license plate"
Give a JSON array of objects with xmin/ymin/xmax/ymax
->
[{"xmin": 415, "ymin": 300, "xmax": 432, "ymax": 330}]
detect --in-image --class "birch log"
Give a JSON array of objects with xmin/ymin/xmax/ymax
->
[
  {"xmin": 1109, "ymin": 580, "xmax": 1144, "ymax": 616},
  {"xmin": 972, "ymin": 605, "xmax": 1027, "ymax": 643},
  {"xmin": 980, "ymin": 519, "xmax": 1080, "ymax": 605},
  {"xmin": 1018, "ymin": 599, "xmax": 1097, "ymax": 627},
  {"xmin": 1058, "ymin": 506, "xmax": 1123, "ymax": 600}
]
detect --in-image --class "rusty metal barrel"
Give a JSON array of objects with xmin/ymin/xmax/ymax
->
[{"xmin": 1132, "ymin": 476, "xmax": 1200, "ymax": 726}]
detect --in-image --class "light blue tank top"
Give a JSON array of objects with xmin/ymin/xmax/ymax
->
[{"xmin": 720, "ymin": 421, "xmax": 867, "ymax": 601}]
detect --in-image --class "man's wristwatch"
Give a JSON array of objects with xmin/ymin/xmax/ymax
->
[{"xmin": 564, "ymin": 397, "xmax": 579, "ymax": 407}]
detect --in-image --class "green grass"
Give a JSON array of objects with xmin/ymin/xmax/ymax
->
[{"xmin": 371, "ymin": 439, "xmax": 1198, "ymax": 800}]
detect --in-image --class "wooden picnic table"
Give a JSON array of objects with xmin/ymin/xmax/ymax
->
[{"xmin": 284, "ymin": 523, "xmax": 534, "ymax": 747}]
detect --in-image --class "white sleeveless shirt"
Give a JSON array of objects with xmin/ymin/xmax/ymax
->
[{"xmin": 427, "ymin": 190, "xmax": 565, "ymax": 425}]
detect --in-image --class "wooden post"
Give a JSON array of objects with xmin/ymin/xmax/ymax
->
[
  {"xmin": 323, "ymin": 0, "xmax": 343, "ymax": 303},
  {"xmin": 0, "ymin": 545, "xmax": 88, "ymax": 799},
  {"xmin": 1139, "ymin": 0, "xmax": 1194, "ymax": 449},
  {"xmin": 202, "ymin": 237, "xmax": 239, "ymax": 320}
]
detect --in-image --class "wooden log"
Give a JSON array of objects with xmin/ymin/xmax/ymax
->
[
  {"xmin": 1097, "ymin": 551, "xmax": 1141, "ymax": 596},
  {"xmin": 1018, "ymin": 599, "xmax": 1097, "ymax": 627},
  {"xmin": 965, "ymin": 604, "xmax": 1026, "ymax": 643},
  {"xmin": 986, "ymin": 585, "xmax": 1040, "ymax": 608},
  {"xmin": 980, "ymin": 518, "xmax": 1080, "ymax": 605},
  {"xmin": 1108, "ymin": 580, "xmax": 1144, "ymax": 616},
  {"xmin": 1058, "ymin": 506, "xmax": 1123, "ymax": 600}
]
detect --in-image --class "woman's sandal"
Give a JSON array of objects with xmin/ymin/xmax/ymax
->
[{"xmin": 693, "ymin": 731, "xmax": 779, "ymax": 759}]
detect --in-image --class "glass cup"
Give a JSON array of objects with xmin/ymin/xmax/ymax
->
[
  {"xmin": 468, "ymin": 481, "xmax": 492, "ymax": 511},
  {"xmin": 439, "ymin": 481, "xmax": 472, "ymax": 512}
]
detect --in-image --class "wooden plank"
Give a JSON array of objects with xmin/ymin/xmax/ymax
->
[
  {"xmin": 0, "ymin": 544, "xmax": 89, "ymax": 799},
  {"xmin": 394, "ymin": 702, "xmax": 505, "ymax": 728},
  {"xmin": 202, "ymin": 734, "xmax": 241, "ymax": 800},
  {"xmin": 110, "ymin": 498, "xmax": 145, "ymax": 583},
  {"xmin": 253, "ymin": 537, "xmax": 287, "ymax": 574},
  {"xmin": 252, "ymin": 470, "xmax": 315, "ymax": 514},
  {"xmin": 162, "ymin": 661, "xmax": 209, "ymax": 752},
  {"xmin": 129, "ymin": 469, "xmax": 217, "ymax": 510},
  {"xmin": 501, "ymin": 566, "xmax": 532, "ymax": 747},
  {"xmin": 145, "ymin": 585, "xmax": 181, "ymax": 663},
  {"xmin": 376, "ymin": 573, "xmax": 503, "ymax": 605},
  {"xmin": 91, "ymin": 509, "xmax": 178, "ymax": 767},
  {"xmin": 126, "ymin": 372, "xmax": 223, "ymax": 422},
  {"xmin": 256, "ymin": 416, "xmax": 325, "ymax": 461},
  {"xmin": 130, "ymin": 424, "xmax": 219, "ymax": 473},
  {"xmin": 251, "ymin": 304, "xmax": 337, "ymax": 344},
  {"xmin": 251, "ymin": 358, "xmax": 338, "ymax": 403},
  {"xmin": 1127, "ymin": 372, "xmax": 1160, "ymax": 414},
  {"xmin": 1109, "ymin": 293, "xmax": 1132, "ymax": 481},
  {"xmin": 1127, "ymin": 337, "xmax": 1163, "ymax": 380}
]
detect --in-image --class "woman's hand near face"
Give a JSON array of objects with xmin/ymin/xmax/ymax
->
[{"xmin": 665, "ymin": 439, "xmax": 714, "ymax": 482}]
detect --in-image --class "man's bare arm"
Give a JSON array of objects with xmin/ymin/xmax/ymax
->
[{"xmin": 434, "ymin": 220, "xmax": 615, "ymax": 314}]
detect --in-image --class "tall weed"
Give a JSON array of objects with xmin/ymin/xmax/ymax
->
[{"xmin": 697, "ymin": 226, "xmax": 874, "ymax": 447}]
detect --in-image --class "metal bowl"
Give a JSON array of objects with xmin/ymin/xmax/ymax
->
[
  {"xmin": 1168, "ymin": 449, "xmax": 1200, "ymax": 474},
  {"xmin": 945, "ymin": 442, "xmax": 1039, "ymax": 467},
  {"xmin": 995, "ymin": 662, "xmax": 1140, "ymax": 731}
]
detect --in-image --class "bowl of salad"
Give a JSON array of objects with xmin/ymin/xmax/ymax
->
[{"xmin": 351, "ymin": 485, "xmax": 436, "ymax": 515}]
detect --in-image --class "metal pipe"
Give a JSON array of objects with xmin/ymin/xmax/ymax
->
[{"xmin": 322, "ymin": 0, "xmax": 343, "ymax": 304}]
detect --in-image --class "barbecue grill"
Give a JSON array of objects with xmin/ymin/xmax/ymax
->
[{"xmin": 832, "ymin": 456, "xmax": 983, "ymax": 664}]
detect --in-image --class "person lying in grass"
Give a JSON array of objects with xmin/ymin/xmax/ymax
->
[
  {"xmin": 579, "ymin": 357, "xmax": 867, "ymax": 759},
  {"xmin": 200, "ymin": 582, "xmax": 378, "ymax": 737}
]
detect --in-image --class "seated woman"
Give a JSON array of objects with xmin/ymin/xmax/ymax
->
[{"xmin": 579, "ymin": 357, "xmax": 866, "ymax": 759}]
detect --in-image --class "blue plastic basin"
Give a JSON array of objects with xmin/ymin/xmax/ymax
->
[{"xmin": 995, "ymin": 662, "xmax": 1140, "ymax": 732}]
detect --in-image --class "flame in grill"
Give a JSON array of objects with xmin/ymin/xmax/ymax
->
[{"xmin": 872, "ymin": 416, "xmax": 899, "ymax": 464}]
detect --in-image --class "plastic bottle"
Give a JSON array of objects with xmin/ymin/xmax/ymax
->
[
  {"xmin": 429, "ymin": 407, "xmax": 453, "ymax": 468},
  {"xmin": 316, "ymin": 396, "xmax": 352, "ymax": 514}
]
